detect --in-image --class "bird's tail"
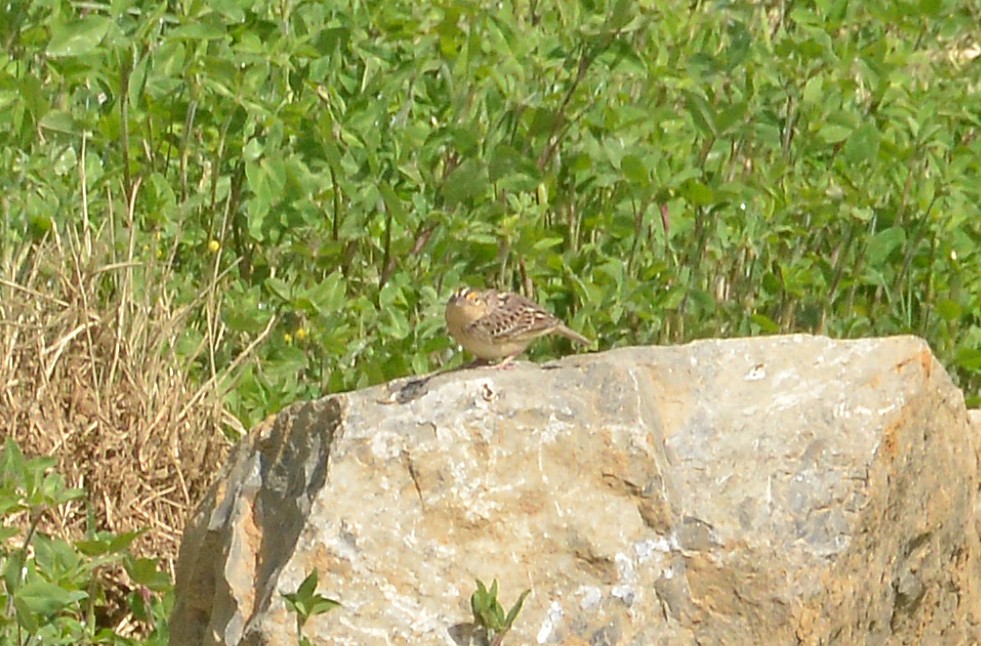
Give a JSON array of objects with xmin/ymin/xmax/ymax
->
[{"xmin": 555, "ymin": 325, "xmax": 592, "ymax": 346}]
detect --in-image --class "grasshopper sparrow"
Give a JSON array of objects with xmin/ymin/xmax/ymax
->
[{"xmin": 445, "ymin": 287, "xmax": 591, "ymax": 366}]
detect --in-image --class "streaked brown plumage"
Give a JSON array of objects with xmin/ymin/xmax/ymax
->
[{"xmin": 445, "ymin": 287, "xmax": 591, "ymax": 366}]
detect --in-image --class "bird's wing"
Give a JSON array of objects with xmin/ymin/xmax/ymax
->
[{"xmin": 475, "ymin": 291, "xmax": 561, "ymax": 341}]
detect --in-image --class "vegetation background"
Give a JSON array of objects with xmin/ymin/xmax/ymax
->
[{"xmin": 0, "ymin": 0, "xmax": 978, "ymax": 641}]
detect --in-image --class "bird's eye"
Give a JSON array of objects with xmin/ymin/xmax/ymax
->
[{"xmin": 466, "ymin": 291, "xmax": 478, "ymax": 302}]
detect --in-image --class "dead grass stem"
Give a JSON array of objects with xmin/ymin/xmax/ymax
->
[{"xmin": 0, "ymin": 199, "xmax": 240, "ymax": 578}]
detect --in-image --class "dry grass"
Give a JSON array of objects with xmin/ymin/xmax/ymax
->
[{"xmin": 0, "ymin": 208, "xmax": 238, "ymax": 577}]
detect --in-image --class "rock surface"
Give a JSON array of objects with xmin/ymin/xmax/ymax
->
[{"xmin": 170, "ymin": 335, "xmax": 981, "ymax": 645}]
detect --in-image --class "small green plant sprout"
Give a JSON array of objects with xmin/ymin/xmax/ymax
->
[
  {"xmin": 0, "ymin": 438, "xmax": 174, "ymax": 644},
  {"xmin": 282, "ymin": 570, "xmax": 341, "ymax": 645},
  {"xmin": 1, "ymin": 439, "xmax": 87, "ymax": 636},
  {"xmin": 470, "ymin": 578, "xmax": 531, "ymax": 646}
]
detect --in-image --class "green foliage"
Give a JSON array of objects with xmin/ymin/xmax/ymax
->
[
  {"xmin": 470, "ymin": 578, "xmax": 530, "ymax": 646},
  {"xmin": 282, "ymin": 570, "xmax": 341, "ymax": 645},
  {"xmin": 0, "ymin": 440, "xmax": 172, "ymax": 645},
  {"xmin": 2, "ymin": 1, "xmax": 979, "ymax": 415}
]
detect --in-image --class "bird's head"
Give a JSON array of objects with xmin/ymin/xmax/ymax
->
[{"xmin": 446, "ymin": 287, "xmax": 489, "ymax": 324}]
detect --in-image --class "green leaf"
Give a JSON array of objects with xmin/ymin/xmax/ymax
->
[
  {"xmin": 441, "ymin": 160, "xmax": 488, "ymax": 205},
  {"xmin": 802, "ymin": 76, "xmax": 824, "ymax": 105},
  {"xmin": 38, "ymin": 111, "xmax": 82, "ymax": 136},
  {"xmin": 47, "ymin": 17, "xmax": 112, "ymax": 57},
  {"xmin": 283, "ymin": 570, "xmax": 340, "ymax": 628},
  {"xmin": 533, "ymin": 237, "xmax": 564, "ymax": 251},
  {"xmin": 844, "ymin": 123, "xmax": 880, "ymax": 164},
  {"xmin": 684, "ymin": 90, "xmax": 717, "ymax": 137},
  {"xmin": 306, "ymin": 594, "xmax": 342, "ymax": 617},
  {"xmin": 818, "ymin": 123, "xmax": 852, "ymax": 144},
  {"xmin": 32, "ymin": 534, "xmax": 81, "ymax": 576},
  {"xmin": 266, "ymin": 277, "xmax": 294, "ymax": 303},
  {"xmin": 609, "ymin": 0, "xmax": 634, "ymax": 30},
  {"xmin": 379, "ymin": 182, "xmax": 407, "ymax": 222},
  {"xmin": 0, "ymin": 438, "xmax": 27, "ymax": 485},
  {"xmin": 39, "ymin": 471, "xmax": 84, "ymax": 506},
  {"xmin": 955, "ymin": 348, "xmax": 981, "ymax": 371},
  {"xmin": 682, "ymin": 180, "xmax": 715, "ymax": 206},
  {"xmin": 13, "ymin": 596, "xmax": 39, "ymax": 633},
  {"xmin": 751, "ymin": 313, "xmax": 781, "ymax": 334},
  {"xmin": 126, "ymin": 557, "xmax": 172, "ymax": 591},
  {"xmin": 504, "ymin": 589, "xmax": 531, "ymax": 629},
  {"xmin": 168, "ymin": 15, "xmax": 228, "ymax": 40},
  {"xmin": 379, "ymin": 307, "xmax": 411, "ymax": 340},
  {"xmin": 15, "ymin": 580, "xmax": 88, "ymax": 615},
  {"xmin": 621, "ymin": 154, "xmax": 648, "ymax": 185},
  {"xmin": 4, "ymin": 550, "xmax": 27, "ymax": 596},
  {"xmin": 935, "ymin": 299, "xmax": 961, "ymax": 322},
  {"xmin": 866, "ymin": 227, "xmax": 906, "ymax": 265},
  {"xmin": 297, "ymin": 570, "xmax": 319, "ymax": 599},
  {"xmin": 307, "ymin": 271, "xmax": 347, "ymax": 313},
  {"xmin": 109, "ymin": 530, "xmax": 144, "ymax": 553}
]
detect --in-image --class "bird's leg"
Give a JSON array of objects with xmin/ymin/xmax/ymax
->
[{"xmin": 493, "ymin": 353, "xmax": 521, "ymax": 370}]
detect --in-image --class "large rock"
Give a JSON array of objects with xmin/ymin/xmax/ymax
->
[{"xmin": 170, "ymin": 335, "xmax": 981, "ymax": 645}]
